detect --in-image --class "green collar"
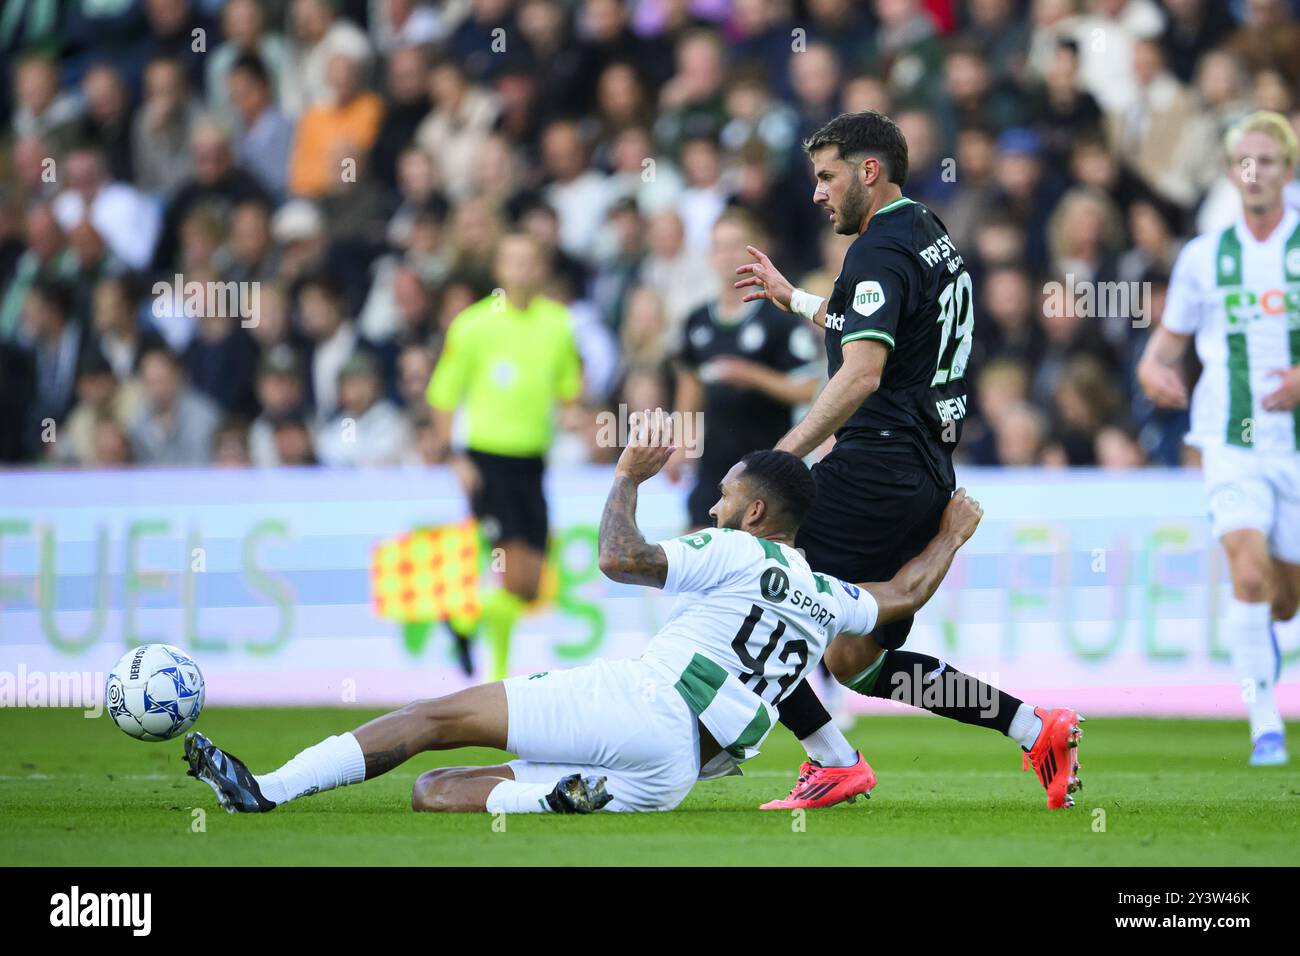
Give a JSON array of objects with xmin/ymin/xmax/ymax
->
[{"xmin": 874, "ymin": 196, "xmax": 914, "ymax": 216}]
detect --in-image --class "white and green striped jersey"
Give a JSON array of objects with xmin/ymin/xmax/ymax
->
[
  {"xmin": 644, "ymin": 528, "xmax": 879, "ymax": 764},
  {"xmin": 1163, "ymin": 207, "xmax": 1300, "ymax": 453}
]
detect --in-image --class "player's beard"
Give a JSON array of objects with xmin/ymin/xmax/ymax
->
[
  {"xmin": 835, "ymin": 177, "xmax": 871, "ymax": 235},
  {"xmin": 717, "ymin": 509, "xmax": 745, "ymax": 531}
]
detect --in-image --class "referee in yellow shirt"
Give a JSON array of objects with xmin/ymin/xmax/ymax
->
[{"xmin": 427, "ymin": 233, "xmax": 583, "ymax": 680}]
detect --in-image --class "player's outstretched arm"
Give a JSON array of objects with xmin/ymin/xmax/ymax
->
[
  {"xmin": 598, "ymin": 408, "xmax": 675, "ymax": 587},
  {"xmin": 859, "ymin": 490, "xmax": 983, "ymax": 627}
]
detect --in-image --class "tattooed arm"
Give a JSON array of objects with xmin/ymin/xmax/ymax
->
[
  {"xmin": 597, "ymin": 408, "xmax": 676, "ymax": 588},
  {"xmin": 598, "ymin": 475, "xmax": 669, "ymax": 587}
]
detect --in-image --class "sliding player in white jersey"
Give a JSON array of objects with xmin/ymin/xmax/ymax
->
[
  {"xmin": 184, "ymin": 409, "xmax": 988, "ymax": 814},
  {"xmin": 1138, "ymin": 111, "xmax": 1300, "ymax": 766}
]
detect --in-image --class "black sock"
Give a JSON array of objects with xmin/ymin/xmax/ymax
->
[
  {"xmin": 776, "ymin": 678, "xmax": 833, "ymax": 738},
  {"xmin": 859, "ymin": 650, "xmax": 1021, "ymax": 735}
]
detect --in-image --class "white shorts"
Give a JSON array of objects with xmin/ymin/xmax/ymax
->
[
  {"xmin": 502, "ymin": 656, "xmax": 701, "ymax": 812},
  {"xmin": 1202, "ymin": 444, "xmax": 1300, "ymax": 563}
]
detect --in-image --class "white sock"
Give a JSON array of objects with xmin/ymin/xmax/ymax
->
[
  {"xmin": 485, "ymin": 780, "xmax": 558, "ymax": 814},
  {"xmin": 1227, "ymin": 598, "xmax": 1283, "ymax": 740},
  {"xmin": 799, "ymin": 722, "xmax": 858, "ymax": 767},
  {"xmin": 255, "ymin": 733, "xmax": 367, "ymax": 805},
  {"xmin": 1008, "ymin": 702, "xmax": 1043, "ymax": 750}
]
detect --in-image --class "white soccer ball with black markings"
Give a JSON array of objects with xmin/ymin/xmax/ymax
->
[{"xmin": 105, "ymin": 644, "xmax": 205, "ymax": 741}]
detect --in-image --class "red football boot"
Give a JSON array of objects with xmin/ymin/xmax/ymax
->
[
  {"xmin": 758, "ymin": 752, "xmax": 877, "ymax": 809},
  {"xmin": 1022, "ymin": 707, "xmax": 1083, "ymax": 809}
]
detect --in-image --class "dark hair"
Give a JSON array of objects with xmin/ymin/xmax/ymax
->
[
  {"xmin": 137, "ymin": 338, "xmax": 181, "ymax": 370},
  {"xmin": 296, "ymin": 271, "xmax": 344, "ymax": 302},
  {"xmin": 28, "ymin": 278, "xmax": 72, "ymax": 318},
  {"xmin": 803, "ymin": 110, "xmax": 909, "ymax": 187},
  {"xmin": 739, "ymin": 450, "xmax": 816, "ymax": 529},
  {"xmin": 230, "ymin": 52, "xmax": 270, "ymax": 88}
]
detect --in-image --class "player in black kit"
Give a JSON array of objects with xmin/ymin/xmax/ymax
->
[
  {"xmin": 735, "ymin": 111, "xmax": 1083, "ymax": 811},
  {"xmin": 674, "ymin": 211, "xmax": 821, "ymax": 529}
]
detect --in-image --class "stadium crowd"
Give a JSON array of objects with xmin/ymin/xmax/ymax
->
[{"xmin": 1, "ymin": 0, "xmax": 1299, "ymax": 471}]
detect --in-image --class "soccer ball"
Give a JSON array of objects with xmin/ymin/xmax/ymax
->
[{"xmin": 105, "ymin": 644, "xmax": 205, "ymax": 741}]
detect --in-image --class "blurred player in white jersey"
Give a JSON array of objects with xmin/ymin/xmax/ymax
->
[{"xmin": 1138, "ymin": 112, "xmax": 1300, "ymax": 766}]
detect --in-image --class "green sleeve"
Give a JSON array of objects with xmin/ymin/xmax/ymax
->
[
  {"xmin": 428, "ymin": 312, "xmax": 472, "ymax": 411},
  {"xmin": 554, "ymin": 315, "xmax": 583, "ymax": 402}
]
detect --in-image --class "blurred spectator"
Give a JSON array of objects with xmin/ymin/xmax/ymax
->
[
  {"xmin": 271, "ymin": 410, "xmax": 319, "ymax": 465},
  {"xmin": 270, "ymin": 199, "xmax": 329, "ymax": 286},
  {"xmin": 371, "ymin": 0, "xmax": 445, "ymax": 54},
  {"xmin": 539, "ymin": 119, "xmax": 615, "ymax": 261},
  {"xmin": 676, "ymin": 135, "xmax": 729, "ymax": 253},
  {"xmin": 589, "ymin": 197, "xmax": 647, "ymax": 331},
  {"xmin": 185, "ymin": 310, "xmax": 261, "ymax": 421},
  {"xmin": 0, "ymin": 204, "xmax": 76, "ymax": 340},
  {"xmin": 91, "ymin": 276, "xmax": 149, "ymax": 381},
  {"xmin": 1071, "ymin": 0, "xmax": 1164, "ymax": 114},
  {"xmin": 90, "ymin": 417, "xmax": 135, "ymax": 468},
  {"xmin": 55, "ymin": 349, "xmax": 144, "ymax": 466},
  {"xmin": 966, "ymin": 0, "xmax": 1030, "ymax": 81},
  {"xmin": 152, "ymin": 120, "xmax": 271, "ymax": 273},
  {"xmin": 250, "ymin": 345, "xmax": 308, "ymax": 466},
  {"xmin": 11, "ymin": 52, "xmax": 81, "ymax": 147},
  {"xmin": 1095, "ymin": 424, "xmax": 1147, "ymax": 469},
  {"xmin": 1226, "ymin": 0, "xmax": 1300, "ymax": 87},
  {"xmin": 283, "ymin": 0, "xmax": 373, "ymax": 117},
  {"xmin": 78, "ymin": 63, "xmax": 135, "ymax": 184},
  {"xmin": 225, "ymin": 199, "xmax": 279, "ymax": 283},
  {"xmin": 298, "ymin": 272, "xmax": 366, "ymax": 420},
  {"xmin": 317, "ymin": 351, "xmax": 411, "ymax": 465},
  {"xmin": 1032, "ymin": 39, "xmax": 1104, "ymax": 168},
  {"xmin": 0, "ymin": 0, "xmax": 1294, "ymax": 476},
  {"xmin": 1105, "ymin": 38, "xmax": 1201, "ymax": 208},
  {"xmin": 655, "ymin": 27, "xmax": 728, "ymax": 154},
  {"xmin": 0, "ymin": 340, "xmax": 35, "ymax": 462},
  {"xmin": 132, "ymin": 57, "xmax": 202, "ymax": 198},
  {"xmin": 415, "ymin": 58, "xmax": 500, "ymax": 202},
  {"xmin": 371, "ymin": 45, "xmax": 432, "ymax": 192},
  {"xmin": 288, "ymin": 49, "xmax": 384, "ymax": 198},
  {"xmin": 22, "ymin": 280, "xmax": 83, "ymax": 447},
  {"xmin": 136, "ymin": 0, "xmax": 214, "ymax": 93},
  {"xmin": 129, "ymin": 342, "xmax": 222, "ymax": 466},
  {"xmin": 206, "ymin": 0, "xmax": 291, "ymax": 120},
  {"xmin": 994, "ymin": 401, "xmax": 1049, "ymax": 467},
  {"xmin": 640, "ymin": 207, "xmax": 715, "ymax": 332},
  {"xmin": 229, "ymin": 53, "xmax": 295, "ymax": 201},
  {"xmin": 1051, "ymin": 354, "xmax": 1127, "ymax": 465},
  {"xmin": 52, "ymin": 145, "xmax": 161, "ymax": 272},
  {"xmin": 1160, "ymin": 0, "xmax": 1238, "ymax": 84},
  {"xmin": 936, "ymin": 40, "xmax": 1028, "ymax": 149},
  {"xmin": 214, "ymin": 418, "xmax": 254, "ymax": 468},
  {"xmin": 865, "ymin": 0, "xmax": 945, "ymax": 110}
]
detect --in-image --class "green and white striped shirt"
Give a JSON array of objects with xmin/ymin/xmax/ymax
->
[
  {"xmin": 1164, "ymin": 207, "xmax": 1300, "ymax": 453},
  {"xmin": 644, "ymin": 529, "xmax": 879, "ymax": 771}
]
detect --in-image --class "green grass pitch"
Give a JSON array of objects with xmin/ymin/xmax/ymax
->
[{"xmin": 2, "ymin": 708, "xmax": 1296, "ymax": 866}]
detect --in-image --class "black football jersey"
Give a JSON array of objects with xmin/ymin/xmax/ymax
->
[
  {"xmin": 823, "ymin": 197, "xmax": 972, "ymax": 486},
  {"xmin": 678, "ymin": 300, "xmax": 820, "ymax": 472}
]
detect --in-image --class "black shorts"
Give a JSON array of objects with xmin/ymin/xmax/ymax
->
[
  {"xmin": 795, "ymin": 435, "xmax": 952, "ymax": 649},
  {"xmin": 466, "ymin": 450, "xmax": 549, "ymax": 551}
]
